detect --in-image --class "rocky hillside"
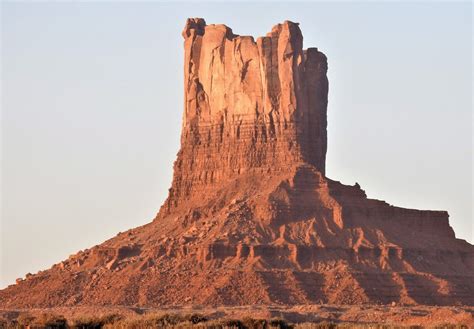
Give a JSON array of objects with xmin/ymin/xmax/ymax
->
[{"xmin": 1, "ymin": 18, "xmax": 472, "ymax": 308}]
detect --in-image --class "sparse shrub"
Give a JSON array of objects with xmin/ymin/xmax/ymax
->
[
  {"xmin": 186, "ymin": 314, "xmax": 207, "ymax": 324},
  {"xmin": 0, "ymin": 318, "xmax": 8, "ymax": 329},
  {"xmin": 241, "ymin": 317, "xmax": 267, "ymax": 329},
  {"xmin": 31, "ymin": 313, "xmax": 67, "ymax": 329},
  {"xmin": 295, "ymin": 322, "xmax": 337, "ymax": 329},
  {"xmin": 1, "ymin": 317, "xmax": 22, "ymax": 329},
  {"xmin": 102, "ymin": 313, "xmax": 208, "ymax": 329},
  {"xmin": 70, "ymin": 313, "xmax": 123, "ymax": 328},
  {"xmin": 17, "ymin": 313, "xmax": 36, "ymax": 327},
  {"xmin": 434, "ymin": 326, "xmax": 469, "ymax": 329},
  {"xmin": 269, "ymin": 318, "xmax": 291, "ymax": 329},
  {"xmin": 15, "ymin": 312, "xmax": 469, "ymax": 329},
  {"xmin": 102, "ymin": 315, "xmax": 279, "ymax": 329},
  {"xmin": 161, "ymin": 313, "xmax": 187, "ymax": 326},
  {"xmin": 217, "ymin": 319, "xmax": 244, "ymax": 329},
  {"xmin": 100, "ymin": 313, "xmax": 123, "ymax": 326},
  {"xmin": 70, "ymin": 316, "xmax": 100, "ymax": 329}
]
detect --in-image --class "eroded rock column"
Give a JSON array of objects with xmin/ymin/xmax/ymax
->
[{"xmin": 166, "ymin": 18, "xmax": 329, "ymax": 209}]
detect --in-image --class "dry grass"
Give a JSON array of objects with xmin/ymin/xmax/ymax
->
[
  {"xmin": 0, "ymin": 312, "xmax": 290, "ymax": 329},
  {"xmin": 0, "ymin": 312, "xmax": 471, "ymax": 329},
  {"xmin": 7, "ymin": 312, "xmax": 68, "ymax": 328}
]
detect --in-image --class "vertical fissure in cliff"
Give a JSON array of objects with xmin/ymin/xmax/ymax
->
[{"xmin": 168, "ymin": 18, "xmax": 329, "ymax": 207}]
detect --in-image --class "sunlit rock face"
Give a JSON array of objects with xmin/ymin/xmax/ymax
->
[
  {"xmin": 1, "ymin": 18, "xmax": 473, "ymax": 309},
  {"xmin": 167, "ymin": 18, "xmax": 328, "ymax": 209}
]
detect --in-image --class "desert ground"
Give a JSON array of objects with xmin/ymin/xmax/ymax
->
[{"xmin": 1, "ymin": 304, "xmax": 473, "ymax": 328}]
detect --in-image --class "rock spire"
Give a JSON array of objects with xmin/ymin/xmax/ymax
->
[
  {"xmin": 1, "ymin": 18, "xmax": 472, "ymax": 309},
  {"xmin": 167, "ymin": 18, "xmax": 328, "ymax": 209}
]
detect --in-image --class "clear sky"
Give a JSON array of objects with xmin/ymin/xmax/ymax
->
[{"xmin": 1, "ymin": 2, "xmax": 472, "ymax": 288}]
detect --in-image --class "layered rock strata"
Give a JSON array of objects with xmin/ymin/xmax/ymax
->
[
  {"xmin": 166, "ymin": 18, "xmax": 328, "ymax": 210},
  {"xmin": 0, "ymin": 18, "xmax": 473, "ymax": 309}
]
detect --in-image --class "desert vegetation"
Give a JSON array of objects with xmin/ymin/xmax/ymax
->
[{"xmin": 0, "ymin": 311, "xmax": 471, "ymax": 329}]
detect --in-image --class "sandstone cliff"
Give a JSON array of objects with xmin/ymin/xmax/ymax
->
[
  {"xmin": 167, "ymin": 18, "xmax": 328, "ymax": 210},
  {"xmin": 0, "ymin": 19, "xmax": 472, "ymax": 308}
]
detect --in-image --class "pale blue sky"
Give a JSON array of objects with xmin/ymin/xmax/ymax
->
[{"xmin": 1, "ymin": 2, "xmax": 472, "ymax": 288}]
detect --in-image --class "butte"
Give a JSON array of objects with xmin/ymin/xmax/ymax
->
[{"xmin": 1, "ymin": 18, "xmax": 473, "ymax": 308}]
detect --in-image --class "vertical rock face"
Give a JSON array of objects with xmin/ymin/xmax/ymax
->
[
  {"xmin": 1, "ymin": 18, "xmax": 473, "ymax": 309},
  {"xmin": 168, "ymin": 18, "xmax": 328, "ymax": 208}
]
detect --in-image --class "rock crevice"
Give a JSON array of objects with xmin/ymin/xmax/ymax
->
[{"xmin": 167, "ymin": 18, "xmax": 328, "ymax": 210}]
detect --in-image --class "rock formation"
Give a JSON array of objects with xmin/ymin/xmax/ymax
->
[
  {"xmin": 167, "ymin": 18, "xmax": 328, "ymax": 210},
  {"xmin": 0, "ymin": 18, "xmax": 473, "ymax": 308}
]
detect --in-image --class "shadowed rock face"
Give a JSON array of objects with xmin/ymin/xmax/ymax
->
[
  {"xmin": 0, "ymin": 18, "xmax": 473, "ymax": 309},
  {"xmin": 167, "ymin": 18, "xmax": 328, "ymax": 210}
]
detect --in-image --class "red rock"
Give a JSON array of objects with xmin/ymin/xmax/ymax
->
[
  {"xmin": 0, "ymin": 18, "xmax": 472, "ymax": 309},
  {"xmin": 166, "ymin": 19, "xmax": 328, "ymax": 211}
]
